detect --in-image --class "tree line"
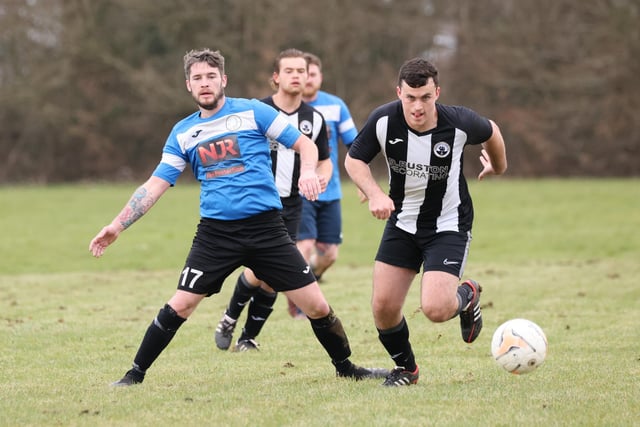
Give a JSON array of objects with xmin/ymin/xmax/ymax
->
[{"xmin": 0, "ymin": 0, "xmax": 637, "ymax": 183}]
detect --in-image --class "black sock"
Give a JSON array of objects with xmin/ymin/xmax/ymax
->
[
  {"xmin": 378, "ymin": 317, "xmax": 416, "ymax": 372},
  {"xmin": 239, "ymin": 288, "xmax": 277, "ymax": 341},
  {"xmin": 132, "ymin": 304, "xmax": 186, "ymax": 372},
  {"xmin": 309, "ymin": 308, "xmax": 352, "ymax": 368},
  {"xmin": 226, "ymin": 272, "xmax": 259, "ymax": 320},
  {"xmin": 125, "ymin": 364, "xmax": 146, "ymax": 382},
  {"xmin": 454, "ymin": 283, "xmax": 474, "ymax": 316},
  {"xmin": 332, "ymin": 358, "xmax": 355, "ymax": 373}
]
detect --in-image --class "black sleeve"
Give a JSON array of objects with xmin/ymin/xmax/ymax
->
[
  {"xmin": 315, "ymin": 113, "xmax": 331, "ymax": 161},
  {"xmin": 455, "ymin": 106, "xmax": 493, "ymax": 145},
  {"xmin": 347, "ymin": 110, "xmax": 384, "ymax": 163}
]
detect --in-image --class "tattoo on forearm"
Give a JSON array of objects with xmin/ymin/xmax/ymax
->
[{"xmin": 117, "ymin": 186, "xmax": 155, "ymax": 229}]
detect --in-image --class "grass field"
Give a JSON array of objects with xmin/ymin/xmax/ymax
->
[{"xmin": 1, "ymin": 179, "xmax": 639, "ymax": 426}]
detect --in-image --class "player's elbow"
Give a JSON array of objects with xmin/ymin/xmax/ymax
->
[{"xmin": 344, "ymin": 153, "xmax": 361, "ymax": 175}]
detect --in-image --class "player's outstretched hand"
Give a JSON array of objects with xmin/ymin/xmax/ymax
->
[
  {"xmin": 89, "ymin": 224, "xmax": 121, "ymax": 258},
  {"xmin": 478, "ymin": 148, "xmax": 496, "ymax": 181}
]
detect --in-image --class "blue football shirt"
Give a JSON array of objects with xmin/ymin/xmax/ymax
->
[
  {"xmin": 152, "ymin": 97, "xmax": 302, "ymax": 220},
  {"xmin": 306, "ymin": 90, "xmax": 358, "ymax": 201}
]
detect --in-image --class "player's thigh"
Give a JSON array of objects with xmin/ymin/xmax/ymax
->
[
  {"xmin": 372, "ymin": 261, "xmax": 416, "ymax": 308},
  {"xmin": 420, "ymin": 270, "xmax": 460, "ymax": 314},
  {"xmin": 372, "ymin": 261, "xmax": 416, "ymax": 328},
  {"xmin": 249, "ymin": 240, "xmax": 315, "ymax": 293}
]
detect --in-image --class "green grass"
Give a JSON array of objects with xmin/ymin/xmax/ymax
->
[{"xmin": 1, "ymin": 179, "xmax": 639, "ymax": 426}]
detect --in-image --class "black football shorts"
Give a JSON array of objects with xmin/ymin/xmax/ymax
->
[
  {"xmin": 375, "ymin": 222, "xmax": 471, "ymax": 278},
  {"xmin": 178, "ymin": 209, "xmax": 315, "ymax": 296}
]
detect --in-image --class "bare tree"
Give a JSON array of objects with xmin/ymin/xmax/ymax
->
[{"xmin": 0, "ymin": 0, "xmax": 637, "ymax": 182}]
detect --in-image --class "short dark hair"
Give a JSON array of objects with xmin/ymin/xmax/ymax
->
[
  {"xmin": 183, "ymin": 48, "xmax": 225, "ymax": 80},
  {"xmin": 398, "ymin": 57, "xmax": 439, "ymax": 88}
]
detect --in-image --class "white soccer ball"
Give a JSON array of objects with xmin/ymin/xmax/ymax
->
[{"xmin": 491, "ymin": 318, "xmax": 548, "ymax": 374}]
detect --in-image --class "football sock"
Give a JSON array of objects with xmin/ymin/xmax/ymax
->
[
  {"xmin": 226, "ymin": 272, "xmax": 260, "ymax": 320},
  {"xmin": 332, "ymin": 358, "xmax": 356, "ymax": 374},
  {"xmin": 454, "ymin": 282, "xmax": 474, "ymax": 316},
  {"xmin": 239, "ymin": 288, "xmax": 277, "ymax": 340},
  {"xmin": 125, "ymin": 364, "xmax": 146, "ymax": 382},
  {"xmin": 309, "ymin": 308, "xmax": 352, "ymax": 365},
  {"xmin": 378, "ymin": 317, "xmax": 417, "ymax": 372},
  {"xmin": 132, "ymin": 304, "xmax": 186, "ymax": 372}
]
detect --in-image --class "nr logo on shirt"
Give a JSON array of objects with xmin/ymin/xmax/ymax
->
[{"xmin": 197, "ymin": 135, "xmax": 241, "ymax": 166}]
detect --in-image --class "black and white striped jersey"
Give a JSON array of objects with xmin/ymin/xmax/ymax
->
[
  {"xmin": 349, "ymin": 101, "xmax": 493, "ymax": 234},
  {"xmin": 261, "ymin": 96, "xmax": 330, "ymax": 198}
]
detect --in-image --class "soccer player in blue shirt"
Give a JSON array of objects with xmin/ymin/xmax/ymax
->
[{"xmin": 89, "ymin": 48, "xmax": 388, "ymax": 386}]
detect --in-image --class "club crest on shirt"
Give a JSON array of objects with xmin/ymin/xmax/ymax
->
[
  {"xmin": 433, "ymin": 141, "xmax": 451, "ymax": 158},
  {"xmin": 299, "ymin": 120, "xmax": 313, "ymax": 135},
  {"xmin": 226, "ymin": 115, "xmax": 242, "ymax": 131}
]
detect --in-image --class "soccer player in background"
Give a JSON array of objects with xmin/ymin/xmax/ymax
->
[
  {"xmin": 213, "ymin": 48, "xmax": 332, "ymax": 351},
  {"xmin": 290, "ymin": 53, "xmax": 358, "ymax": 317}
]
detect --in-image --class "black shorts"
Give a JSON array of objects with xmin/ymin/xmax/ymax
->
[
  {"xmin": 281, "ymin": 196, "xmax": 302, "ymax": 242},
  {"xmin": 178, "ymin": 210, "xmax": 315, "ymax": 296},
  {"xmin": 375, "ymin": 221, "xmax": 472, "ymax": 278}
]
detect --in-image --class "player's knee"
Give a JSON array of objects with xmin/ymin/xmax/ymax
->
[
  {"xmin": 300, "ymin": 299, "xmax": 330, "ymax": 319},
  {"xmin": 372, "ymin": 299, "xmax": 399, "ymax": 322},
  {"xmin": 316, "ymin": 244, "xmax": 338, "ymax": 264},
  {"xmin": 322, "ymin": 251, "xmax": 338, "ymax": 266},
  {"xmin": 308, "ymin": 307, "xmax": 336, "ymax": 328},
  {"xmin": 421, "ymin": 302, "xmax": 450, "ymax": 323}
]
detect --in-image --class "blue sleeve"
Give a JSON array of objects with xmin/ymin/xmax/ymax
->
[
  {"xmin": 338, "ymin": 98, "xmax": 358, "ymax": 146},
  {"xmin": 151, "ymin": 127, "xmax": 188, "ymax": 185},
  {"xmin": 152, "ymin": 162, "xmax": 182, "ymax": 186}
]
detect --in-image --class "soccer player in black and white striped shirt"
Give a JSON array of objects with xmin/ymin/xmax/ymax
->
[{"xmin": 345, "ymin": 57, "xmax": 507, "ymax": 386}]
